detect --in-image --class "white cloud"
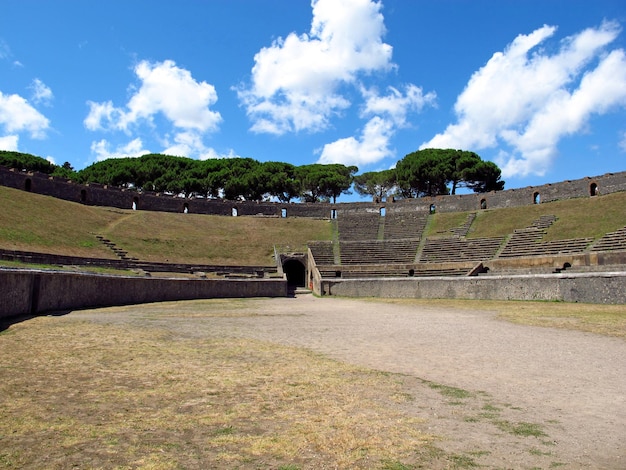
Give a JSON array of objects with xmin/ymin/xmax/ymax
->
[
  {"xmin": 0, "ymin": 90, "xmax": 50, "ymax": 138},
  {"xmin": 422, "ymin": 21, "xmax": 626, "ymax": 178},
  {"xmin": 361, "ymin": 84, "xmax": 436, "ymax": 125},
  {"xmin": 30, "ymin": 78, "xmax": 53, "ymax": 106},
  {"xmin": 317, "ymin": 116, "xmax": 393, "ymax": 166},
  {"xmin": 237, "ymin": 0, "xmax": 393, "ymax": 135},
  {"xmin": 317, "ymin": 84, "xmax": 435, "ymax": 167},
  {"xmin": 90, "ymin": 138, "xmax": 150, "ymax": 161},
  {"xmin": 0, "ymin": 134, "xmax": 19, "ymax": 151},
  {"xmin": 84, "ymin": 101, "xmax": 120, "ymax": 131},
  {"xmin": 161, "ymin": 130, "xmax": 242, "ymax": 160},
  {"xmin": 85, "ymin": 60, "xmax": 222, "ymax": 158}
]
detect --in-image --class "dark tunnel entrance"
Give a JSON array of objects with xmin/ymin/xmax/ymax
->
[{"xmin": 282, "ymin": 259, "xmax": 306, "ymax": 288}]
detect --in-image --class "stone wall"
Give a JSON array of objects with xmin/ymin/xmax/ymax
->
[
  {"xmin": 2, "ymin": 165, "xmax": 624, "ymax": 217},
  {"xmin": 0, "ymin": 268, "xmax": 288, "ymax": 319},
  {"xmin": 320, "ymin": 272, "xmax": 626, "ymax": 304}
]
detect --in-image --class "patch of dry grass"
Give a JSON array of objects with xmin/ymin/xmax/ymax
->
[
  {"xmin": 0, "ymin": 314, "xmax": 432, "ymax": 469},
  {"xmin": 421, "ymin": 192, "xmax": 626, "ymax": 241},
  {"xmin": 369, "ymin": 298, "xmax": 626, "ymax": 338},
  {"xmin": 0, "ymin": 185, "xmax": 332, "ymax": 266},
  {"xmin": 467, "ymin": 191, "xmax": 626, "ymax": 241},
  {"xmin": 0, "ymin": 186, "xmax": 119, "ymax": 257},
  {"xmin": 105, "ymin": 211, "xmax": 332, "ymax": 265}
]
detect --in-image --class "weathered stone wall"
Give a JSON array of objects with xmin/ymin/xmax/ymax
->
[
  {"xmin": 320, "ymin": 272, "xmax": 626, "ymax": 304},
  {"xmin": 2, "ymin": 165, "xmax": 624, "ymax": 217},
  {"xmin": 0, "ymin": 268, "xmax": 288, "ymax": 319}
]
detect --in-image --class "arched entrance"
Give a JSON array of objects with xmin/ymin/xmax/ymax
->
[{"xmin": 282, "ymin": 259, "xmax": 306, "ymax": 288}]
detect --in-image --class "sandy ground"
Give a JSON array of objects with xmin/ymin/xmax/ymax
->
[{"xmin": 75, "ymin": 295, "xmax": 626, "ymax": 469}]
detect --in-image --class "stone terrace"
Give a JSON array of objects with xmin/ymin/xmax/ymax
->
[
  {"xmin": 498, "ymin": 216, "xmax": 594, "ymax": 258},
  {"xmin": 310, "ymin": 210, "xmax": 626, "ymax": 280},
  {"xmin": 589, "ymin": 227, "xmax": 626, "ymax": 252},
  {"xmin": 419, "ymin": 236, "xmax": 505, "ymax": 263},
  {"xmin": 339, "ymin": 239, "xmax": 420, "ymax": 265},
  {"xmin": 336, "ymin": 211, "xmax": 381, "ymax": 241},
  {"xmin": 382, "ymin": 211, "xmax": 429, "ymax": 240}
]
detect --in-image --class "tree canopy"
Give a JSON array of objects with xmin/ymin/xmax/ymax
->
[
  {"xmin": 353, "ymin": 169, "xmax": 396, "ymax": 201},
  {"xmin": 1, "ymin": 147, "xmax": 504, "ymax": 203},
  {"xmin": 395, "ymin": 148, "xmax": 504, "ymax": 197},
  {"xmin": 0, "ymin": 151, "xmax": 56, "ymax": 174},
  {"xmin": 73, "ymin": 155, "xmax": 359, "ymax": 203}
]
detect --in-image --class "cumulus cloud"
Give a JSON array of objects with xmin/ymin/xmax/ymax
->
[
  {"xmin": 317, "ymin": 84, "xmax": 436, "ymax": 166},
  {"xmin": 90, "ymin": 138, "xmax": 151, "ymax": 161},
  {"xmin": 422, "ymin": 21, "xmax": 626, "ymax": 178},
  {"xmin": 317, "ymin": 116, "xmax": 393, "ymax": 165},
  {"xmin": 85, "ymin": 59, "xmax": 222, "ymax": 159},
  {"xmin": 161, "ymin": 130, "xmax": 242, "ymax": 160},
  {"xmin": 0, "ymin": 90, "xmax": 50, "ymax": 139},
  {"xmin": 30, "ymin": 79, "xmax": 54, "ymax": 106},
  {"xmin": 0, "ymin": 134, "xmax": 19, "ymax": 151},
  {"xmin": 237, "ymin": 0, "xmax": 393, "ymax": 135}
]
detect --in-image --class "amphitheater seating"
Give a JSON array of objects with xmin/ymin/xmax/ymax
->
[
  {"xmin": 308, "ymin": 241, "xmax": 336, "ymax": 265},
  {"xmin": 419, "ymin": 236, "xmax": 504, "ymax": 263},
  {"xmin": 0, "ymin": 248, "xmax": 276, "ymax": 277},
  {"xmin": 383, "ymin": 211, "xmax": 429, "ymax": 240},
  {"xmin": 313, "ymin": 210, "xmax": 626, "ymax": 281},
  {"xmin": 449, "ymin": 213, "xmax": 476, "ymax": 237},
  {"xmin": 337, "ymin": 211, "xmax": 380, "ymax": 241},
  {"xmin": 339, "ymin": 239, "xmax": 420, "ymax": 265},
  {"xmin": 589, "ymin": 226, "xmax": 626, "ymax": 252},
  {"xmin": 498, "ymin": 215, "xmax": 593, "ymax": 258}
]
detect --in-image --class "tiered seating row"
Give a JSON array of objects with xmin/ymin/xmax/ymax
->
[
  {"xmin": 590, "ymin": 226, "xmax": 626, "ymax": 252},
  {"xmin": 339, "ymin": 239, "xmax": 420, "ymax": 265},
  {"xmin": 308, "ymin": 241, "xmax": 336, "ymax": 265},
  {"xmin": 310, "ymin": 213, "xmax": 626, "ymax": 279},
  {"xmin": 419, "ymin": 236, "xmax": 504, "ymax": 263},
  {"xmin": 499, "ymin": 234, "xmax": 593, "ymax": 258},
  {"xmin": 498, "ymin": 216, "xmax": 592, "ymax": 258},
  {"xmin": 450, "ymin": 213, "xmax": 476, "ymax": 237},
  {"xmin": 383, "ymin": 211, "xmax": 429, "ymax": 240},
  {"xmin": 337, "ymin": 212, "xmax": 380, "ymax": 241}
]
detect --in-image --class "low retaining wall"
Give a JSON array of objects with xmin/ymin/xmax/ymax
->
[
  {"xmin": 0, "ymin": 269, "xmax": 288, "ymax": 319},
  {"xmin": 320, "ymin": 272, "xmax": 626, "ymax": 304}
]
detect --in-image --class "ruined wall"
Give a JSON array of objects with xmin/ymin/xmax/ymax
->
[
  {"xmin": 2, "ymin": 165, "xmax": 624, "ymax": 217},
  {"xmin": 0, "ymin": 268, "xmax": 288, "ymax": 319},
  {"xmin": 320, "ymin": 272, "xmax": 626, "ymax": 304}
]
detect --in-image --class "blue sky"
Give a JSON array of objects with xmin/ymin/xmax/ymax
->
[{"xmin": 1, "ymin": 0, "xmax": 625, "ymax": 200}]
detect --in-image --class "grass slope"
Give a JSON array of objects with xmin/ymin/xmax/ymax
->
[
  {"xmin": 2, "ymin": 185, "xmax": 625, "ymax": 265},
  {"xmin": 427, "ymin": 191, "xmax": 626, "ymax": 241},
  {"xmin": 0, "ymin": 186, "xmax": 332, "ymax": 265},
  {"xmin": 0, "ymin": 186, "xmax": 120, "ymax": 258}
]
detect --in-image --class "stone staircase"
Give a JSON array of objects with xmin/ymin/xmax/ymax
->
[{"xmin": 95, "ymin": 235, "xmax": 138, "ymax": 261}]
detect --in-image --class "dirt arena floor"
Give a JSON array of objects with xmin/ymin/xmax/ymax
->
[{"xmin": 70, "ymin": 295, "xmax": 626, "ymax": 469}]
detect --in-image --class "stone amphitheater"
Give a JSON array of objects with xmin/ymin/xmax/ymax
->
[{"xmin": 1, "ymin": 165, "xmax": 625, "ymax": 317}]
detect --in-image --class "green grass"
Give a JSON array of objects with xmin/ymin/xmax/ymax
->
[
  {"xmin": 0, "ymin": 185, "xmax": 332, "ymax": 265},
  {"xmin": 426, "ymin": 382, "xmax": 473, "ymax": 399},
  {"xmin": 494, "ymin": 420, "xmax": 547, "ymax": 437},
  {"xmin": 2, "ymin": 184, "xmax": 626, "ymax": 265},
  {"xmin": 425, "ymin": 191, "xmax": 626, "ymax": 241}
]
